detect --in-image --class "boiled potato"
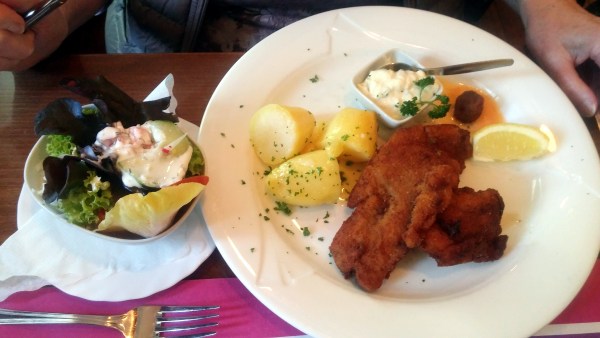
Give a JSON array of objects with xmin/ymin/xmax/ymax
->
[
  {"xmin": 321, "ymin": 108, "xmax": 377, "ymax": 162},
  {"xmin": 301, "ymin": 120, "xmax": 327, "ymax": 154},
  {"xmin": 266, "ymin": 150, "xmax": 341, "ymax": 206},
  {"xmin": 250, "ymin": 104, "xmax": 316, "ymax": 166}
]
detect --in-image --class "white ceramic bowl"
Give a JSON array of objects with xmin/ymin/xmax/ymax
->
[
  {"xmin": 351, "ymin": 48, "xmax": 442, "ymax": 128},
  {"xmin": 23, "ymin": 123, "xmax": 201, "ymax": 244}
]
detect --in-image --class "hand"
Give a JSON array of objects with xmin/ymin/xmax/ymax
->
[
  {"xmin": 0, "ymin": 1, "xmax": 41, "ymax": 71},
  {"xmin": 0, "ymin": 0, "xmax": 106, "ymax": 71},
  {"xmin": 518, "ymin": 0, "xmax": 600, "ymax": 117}
]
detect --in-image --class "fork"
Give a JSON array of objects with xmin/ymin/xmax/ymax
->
[{"xmin": 0, "ymin": 305, "xmax": 219, "ymax": 337}]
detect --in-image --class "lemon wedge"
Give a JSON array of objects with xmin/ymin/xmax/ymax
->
[{"xmin": 472, "ymin": 123, "xmax": 550, "ymax": 161}]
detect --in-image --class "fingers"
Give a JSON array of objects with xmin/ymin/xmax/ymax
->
[
  {"xmin": 0, "ymin": 3, "xmax": 35, "ymax": 70},
  {"xmin": 520, "ymin": 0, "xmax": 600, "ymax": 117},
  {"xmin": 0, "ymin": 30, "xmax": 34, "ymax": 66},
  {"xmin": 0, "ymin": 2, "xmax": 25, "ymax": 33},
  {"xmin": 556, "ymin": 66, "xmax": 598, "ymax": 117},
  {"xmin": 539, "ymin": 48, "xmax": 598, "ymax": 117}
]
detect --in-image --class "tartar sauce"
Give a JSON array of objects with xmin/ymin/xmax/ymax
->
[{"xmin": 359, "ymin": 69, "xmax": 442, "ymax": 120}]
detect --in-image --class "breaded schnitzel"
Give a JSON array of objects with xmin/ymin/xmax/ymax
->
[
  {"xmin": 421, "ymin": 187, "xmax": 507, "ymax": 266},
  {"xmin": 329, "ymin": 124, "xmax": 472, "ymax": 291}
]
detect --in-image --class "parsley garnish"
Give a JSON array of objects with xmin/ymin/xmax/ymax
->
[
  {"xmin": 309, "ymin": 75, "xmax": 320, "ymax": 83},
  {"xmin": 398, "ymin": 76, "xmax": 450, "ymax": 119},
  {"xmin": 274, "ymin": 201, "xmax": 292, "ymax": 215}
]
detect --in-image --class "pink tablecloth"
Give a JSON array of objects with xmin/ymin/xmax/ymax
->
[
  {"xmin": 0, "ymin": 259, "xmax": 599, "ymax": 338},
  {"xmin": 0, "ymin": 278, "xmax": 303, "ymax": 338},
  {"xmin": 535, "ymin": 258, "xmax": 600, "ymax": 337}
]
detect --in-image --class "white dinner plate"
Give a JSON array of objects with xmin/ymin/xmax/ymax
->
[
  {"xmin": 16, "ymin": 119, "xmax": 216, "ymax": 301},
  {"xmin": 198, "ymin": 6, "xmax": 600, "ymax": 337}
]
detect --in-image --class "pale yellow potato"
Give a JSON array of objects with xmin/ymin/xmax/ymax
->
[
  {"xmin": 250, "ymin": 104, "xmax": 316, "ymax": 166},
  {"xmin": 266, "ymin": 150, "xmax": 341, "ymax": 206},
  {"xmin": 321, "ymin": 108, "xmax": 378, "ymax": 162},
  {"xmin": 301, "ymin": 120, "xmax": 327, "ymax": 154},
  {"xmin": 338, "ymin": 160, "xmax": 367, "ymax": 201}
]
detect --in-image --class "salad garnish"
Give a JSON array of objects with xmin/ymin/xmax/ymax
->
[{"xmin": 33, "ymin": 76, "xmax": 206, "ymax": 234}]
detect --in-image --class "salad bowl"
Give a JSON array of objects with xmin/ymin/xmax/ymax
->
[
  {"xmin": 23, "ymin": 75, "xmax": 205, "ymax": 244},
  {"xmin": 23, "ymin": 120, "xmax": 202, "ymax": 244}
]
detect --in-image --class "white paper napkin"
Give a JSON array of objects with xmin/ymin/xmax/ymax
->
[{"xmin": 0, "ymin": 205, "xmax": 194, "ymax": 301}]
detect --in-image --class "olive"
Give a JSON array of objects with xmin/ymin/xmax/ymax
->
[{"xmin": 454, "ymin": 90, "xmax": 484, "ymax": 123}]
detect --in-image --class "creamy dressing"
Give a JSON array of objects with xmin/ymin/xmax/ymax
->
[
  {"xmin": 119, "ymin": 146, "xmax": 192, "ymax": 188},
  {"xmin": 95, "ymin": 121, "xmax": 191, "ymax": 188},
  {"xmin": 359, "ymin": 69, "xmax": 442, "ymax": 120}
]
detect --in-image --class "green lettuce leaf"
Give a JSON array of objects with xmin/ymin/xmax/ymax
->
[{"xmin": 55, "ymin": 171, "xmax": 113, "ymax": 229}]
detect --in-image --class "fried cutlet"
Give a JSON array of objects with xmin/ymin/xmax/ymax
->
[
  {"xmin": 329, "ymin": 124, "xmax": 472, "ymax": 291},
  {"xmin": 421, "ymin": 187, "xmax": 508, "ymax": 266}
]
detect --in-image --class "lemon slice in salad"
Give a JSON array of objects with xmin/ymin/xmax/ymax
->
[
  {"xmin": 97, "ymin": 182, "xmax": 204, "ymax": 238},
  {"xmin": 472, "ymin": 123, "xmax": 550, "ymax": 161}
]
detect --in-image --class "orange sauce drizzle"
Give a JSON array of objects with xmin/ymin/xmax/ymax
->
[{"xmin": 408, "ymin": 78, "xmax": 505, "ymax": 132}]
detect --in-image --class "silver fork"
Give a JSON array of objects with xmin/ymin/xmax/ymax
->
[{"xmin": 0, "ymin": 305, "xmax": 219, "ymax": 337}]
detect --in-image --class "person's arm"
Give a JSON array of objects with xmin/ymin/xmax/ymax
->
[
  {"xmin": 0, "ymin": 0, "xmax": 107, "ymax": 71},
  {"xmin": 505, "ymin": 0, "xmax": 600, "ymax": 117}
]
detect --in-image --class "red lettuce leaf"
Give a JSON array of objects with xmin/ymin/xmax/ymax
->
[
  {"xmin": 59, "ymin": 76, "xmax": 178, "ymax": 128},
  {"xmin": 34, "ymin": 75, "xmax": 178, "ymax": 147},
  {"xmin": 42, "ymin": 156, "xmax": 132, "ymax": 204},
  {"xmin": 34, "ymin": 99, "xmax": 108, "ymax": 147}
]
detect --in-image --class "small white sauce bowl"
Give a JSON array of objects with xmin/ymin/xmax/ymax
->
[{"xmin": 351, "ymin": 49, "xmax": 442, "ymax": 129}]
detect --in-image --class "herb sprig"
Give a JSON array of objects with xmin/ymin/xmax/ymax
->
[
  {"xmin": 274, "ymin": 201, "xmax": 292, "ymax": 215},
  {"xmin": 397, "ymin": 76, "xmax": 450, "ymax": 119}
]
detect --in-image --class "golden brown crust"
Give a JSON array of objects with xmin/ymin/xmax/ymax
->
[
  {"xmin": 421, "ymin": 187, "xmax": 507, "ymax": 266},
  {"xmin": 330, "ymin": 124, "xmax": 473, "ymax": 291}
]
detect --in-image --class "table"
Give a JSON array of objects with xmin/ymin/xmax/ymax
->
[{"xmin": 0, "ymin": 4, "xmax": 599, "ymax": 333}]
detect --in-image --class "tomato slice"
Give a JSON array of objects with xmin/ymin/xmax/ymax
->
[
  {"xmin": 171, "ymin": 175, "xmax": 209, "ymax": 186},
  {"xmin": 97, "ymin": 208, "xmax": 106, "ymax": 222}
]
